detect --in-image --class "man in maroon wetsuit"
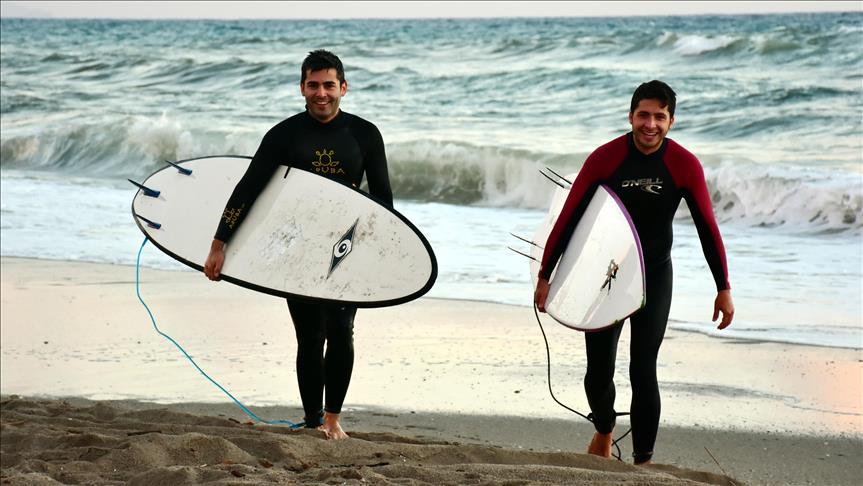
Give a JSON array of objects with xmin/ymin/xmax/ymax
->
[{"xmin": 534, "ymin": 80, "xmax": 735, "ymax": 465}]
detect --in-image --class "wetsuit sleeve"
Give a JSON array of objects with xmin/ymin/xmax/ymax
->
[
  {"xmin": 677, "ymin": 155, "xmax": 731, "ymax": 291},
  {"xmin": 538, "ymin": 154, "xmax": 606, "ymax": 280},
  {"xmin": 213, "ymin": 130, "xmax": 280, "ymax": 243},
  {"xmin": 358, "ymin": 123, "xmax": 393, "ymax": 208}
]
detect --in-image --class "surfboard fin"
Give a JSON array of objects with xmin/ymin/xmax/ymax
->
[
  {"xmin": 508, "ymin": 246, "xmax": 540, "ymax": 262},
  {"xmin": 127, "ymin": 179, "xmax": 160, "ymax": 198},
  {"xmin": 165, "ymin": 159, "xmax": 193, "ymax": 175},
  {"xmin": 538, "ymin": 170, "xmax": 567, "ymax": 188},
  {"xmin": 544, "ymin": 166, "xmax": 573, "ymax": 185},
  {"xmin": 510, "ymin": 233, "xmax": 543, "ymax": 249},
  {"xmin": 134, "ymin": 213, "xmax": 161, "ymax": 229}
]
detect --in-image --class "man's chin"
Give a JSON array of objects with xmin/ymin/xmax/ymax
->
[{"xmin": 635, "ymin": 138, "xmax": 662, "ymax": 154}]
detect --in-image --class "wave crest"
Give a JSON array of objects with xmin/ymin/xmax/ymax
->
[{"xmin": 2, "ymin": 122, "xmax": 859, "ymax": 233}]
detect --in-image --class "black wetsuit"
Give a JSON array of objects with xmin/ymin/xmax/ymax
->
[
  {"xmin": 540, "ymin": 133, "xmax": 729, "ymax": 463},
  {"xmin": 215, "ymin": 110, "xmax": 392, "ymax": 426}
]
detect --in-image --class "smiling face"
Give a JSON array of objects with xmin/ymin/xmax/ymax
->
[
  {"xmin": 628, "ymin": 98, "xmax": 675, "ymax": 155},
  {"xmin": 301, "ymin": 68, "xmax": 347, "ymax": 124}
]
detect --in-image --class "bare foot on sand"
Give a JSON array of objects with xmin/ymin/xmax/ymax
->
[
  {"xmin": 319, "ymin": 412, "xmax": 349, "ymax": 440},
  {"xmin": 587, "ymin": 432, "xmax": 613, "ymax": 458}
]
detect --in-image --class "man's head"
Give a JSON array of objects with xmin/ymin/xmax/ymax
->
[
  {"xmin": 300, "ymin": 50, "xmax": 347, "ymax": 123},
  {"xmin": 628, "ymin": 80, "xmax": 676, "ymax": 155}
]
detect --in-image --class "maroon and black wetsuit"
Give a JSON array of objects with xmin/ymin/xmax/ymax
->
[
  {"xmin": 214, "ymin": 109, "xmax": 392, "ymax": 427},
  {"xmin": 539, "ymin": 133, "xmax": 729, "ymax": 463}
]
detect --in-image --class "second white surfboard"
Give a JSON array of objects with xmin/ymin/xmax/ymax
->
[{"xmin": 531, "ymin": 181, "xmax": 645, "ymax": 331}]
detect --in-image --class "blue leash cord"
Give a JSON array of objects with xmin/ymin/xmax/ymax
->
[{"xmin": 135, "ymin": 238, "xmax": 302, "ymax": 428}]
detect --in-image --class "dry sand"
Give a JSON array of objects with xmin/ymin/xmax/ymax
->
[
  {"xmin": 2, "ymin": 395, "xmax": 742, "ymax": 486},
  {"xmin": 1, "ymin": 257, "xmax": 861, "ymax": 485}
]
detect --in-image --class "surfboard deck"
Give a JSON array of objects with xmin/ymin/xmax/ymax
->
[
  {"xmin": 531, "ymin": 180, "xmax": 645, "ymax": 331},
  {"xmin": 132, "ymin": 155, "xmax": 437, "ymax": 307}
]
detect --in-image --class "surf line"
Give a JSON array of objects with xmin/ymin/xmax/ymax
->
[
  {"xmin": 533, "ymin": 305, "xmax": 632, "ymax": 461},
  {"xmin": 135, "ymin": 237, "xmax": 303, "ymax": 428}
]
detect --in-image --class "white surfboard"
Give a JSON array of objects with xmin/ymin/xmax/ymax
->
[
  {"xmin": 132, "ymin": 155, "xmax": 437, "ymax": 307},
  {"xmin": 530, "ymin": 178, "xmax": 645, "ymax": 331}
]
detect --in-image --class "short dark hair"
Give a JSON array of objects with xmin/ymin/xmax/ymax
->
[
  {"xmin": 630, "ymin": 80, "xmax": 677, "ymax": 117},
  {"xmin": 301, "ymin": 49, "xmax": 345, "ymax": 85}
]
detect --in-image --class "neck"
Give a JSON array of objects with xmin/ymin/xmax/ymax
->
[{"xmin": 630, "ymin": 132, "xmax": 664, "ymax": 156}]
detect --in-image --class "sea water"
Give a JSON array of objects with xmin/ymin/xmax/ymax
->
[{"xmin": 1, "ymin": 14, "xmax": 861, "ymax": 349}]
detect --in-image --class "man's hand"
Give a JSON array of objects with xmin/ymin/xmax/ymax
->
[
  {"xmin": 712, "ymin": 289, "xmax": 735, "ymax": 330},
  {"xmin": 534, "ymin": 277, "xmax": 550, "ymax": 312},
  {"xmin": 204, "ymin": 239, "xmax": 225, "ymax": 281}
]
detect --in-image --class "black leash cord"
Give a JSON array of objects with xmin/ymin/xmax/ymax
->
[{"xmin": 533, "ymin": 304, "xmax": 632, "ymax": 461}]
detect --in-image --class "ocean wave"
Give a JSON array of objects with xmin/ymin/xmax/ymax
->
[
  {"xmin": 40, "ymin": 53, "xmax": 80, "ymax": 63},
  {"xmin": 651, "ymin": 27, "xmax": 859, "ymax": 59},
  {"xmin": 743, "ymin": 85, "xmax": 850, "ymax": 104},
  {"xmin": 669, "ymin": 34, "xmax": 746, "ymax": 56},
  {"xmin": 0, "ymin": 93, "xmax": 61, "ymax": 113},
  {"xmin": 385, "ymin": 141, "xmax": 587, "ymax": 209},
  {"xmin": 136, "ymin": 57, "xmax": 275, "ymax": 87},
  {"xmin": 387, "ymin": 142, "xmax": 862, "ymax": 232},
  {"xmin": 751, "ymin": 35, "xmax": 801, "ymax": 55},
  {"xmin": 0, "ymin": 114, "xmax": 255, "ymax": 176},
  {"xmin": 2, "ymin": 123, "xmax": 859, "ymax": 233},
  {"xmin": 11, "ymin": 52, "xmax": 281, "ymax": 91},
  {"xmin": 489, "ymin": 37, "xmax": 559, "ymax": 56},
  {"xmin": 698, "ymin": 164, "xmax": 862, "ymax": 232}
]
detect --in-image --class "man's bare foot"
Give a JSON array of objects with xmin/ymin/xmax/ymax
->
[
  {"xmin": 635, "ymin": 459, "xmax": 653, "ymax": 466},
  {"xmin": 318, "ymin": 412, "xmax": 349, "ymax": 440},
  {"xmin": 587, "ymin": 432, "xmax": 613, "ymax": 458}
]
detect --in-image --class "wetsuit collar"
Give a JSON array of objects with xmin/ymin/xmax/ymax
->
[
  {"xmin": 303, "ymin": 108, "xmax": 347, "ymax": 128},
  {"xmin": 627, "ymin": 131, "xmax": 668, "ymax": 160}
]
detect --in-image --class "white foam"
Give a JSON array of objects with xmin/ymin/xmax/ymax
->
[
  {"xmin": 673, "ymin": 34, "xmax": 740, "ymax": 56},
  {"xmin": 704, "ymin": 163, "xmax": 862, "ymax": 232}
]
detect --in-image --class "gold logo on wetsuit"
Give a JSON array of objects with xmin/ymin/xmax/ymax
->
[
  {"xmin": 312, "ymin": 149, "xmax": 346, "ymax": 176},
  {"xmin": 221, "ymin": 205, "xmax": 245, "ymax": 229}
]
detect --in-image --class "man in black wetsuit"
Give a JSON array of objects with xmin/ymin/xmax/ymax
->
[
  {"xmin": 534, "ymin": 80, "xmax": 735, "ymax": 464},
  {"xmin": 203, "ymin": 50, "xmax": 392, "ymax": 440}
]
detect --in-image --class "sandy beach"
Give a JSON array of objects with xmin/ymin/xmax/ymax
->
[{"xmin": 2, "ymin": 256, "xmax": 861, "ymax": 485}]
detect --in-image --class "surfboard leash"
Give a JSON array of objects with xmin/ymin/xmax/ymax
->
[
  {"xmin": 135, "ymin": 237, "xmax": 304, "ymax": 429},
  {"xmin": 533, "ymin": 304, "xmax": 632, "ymax": 461}
]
